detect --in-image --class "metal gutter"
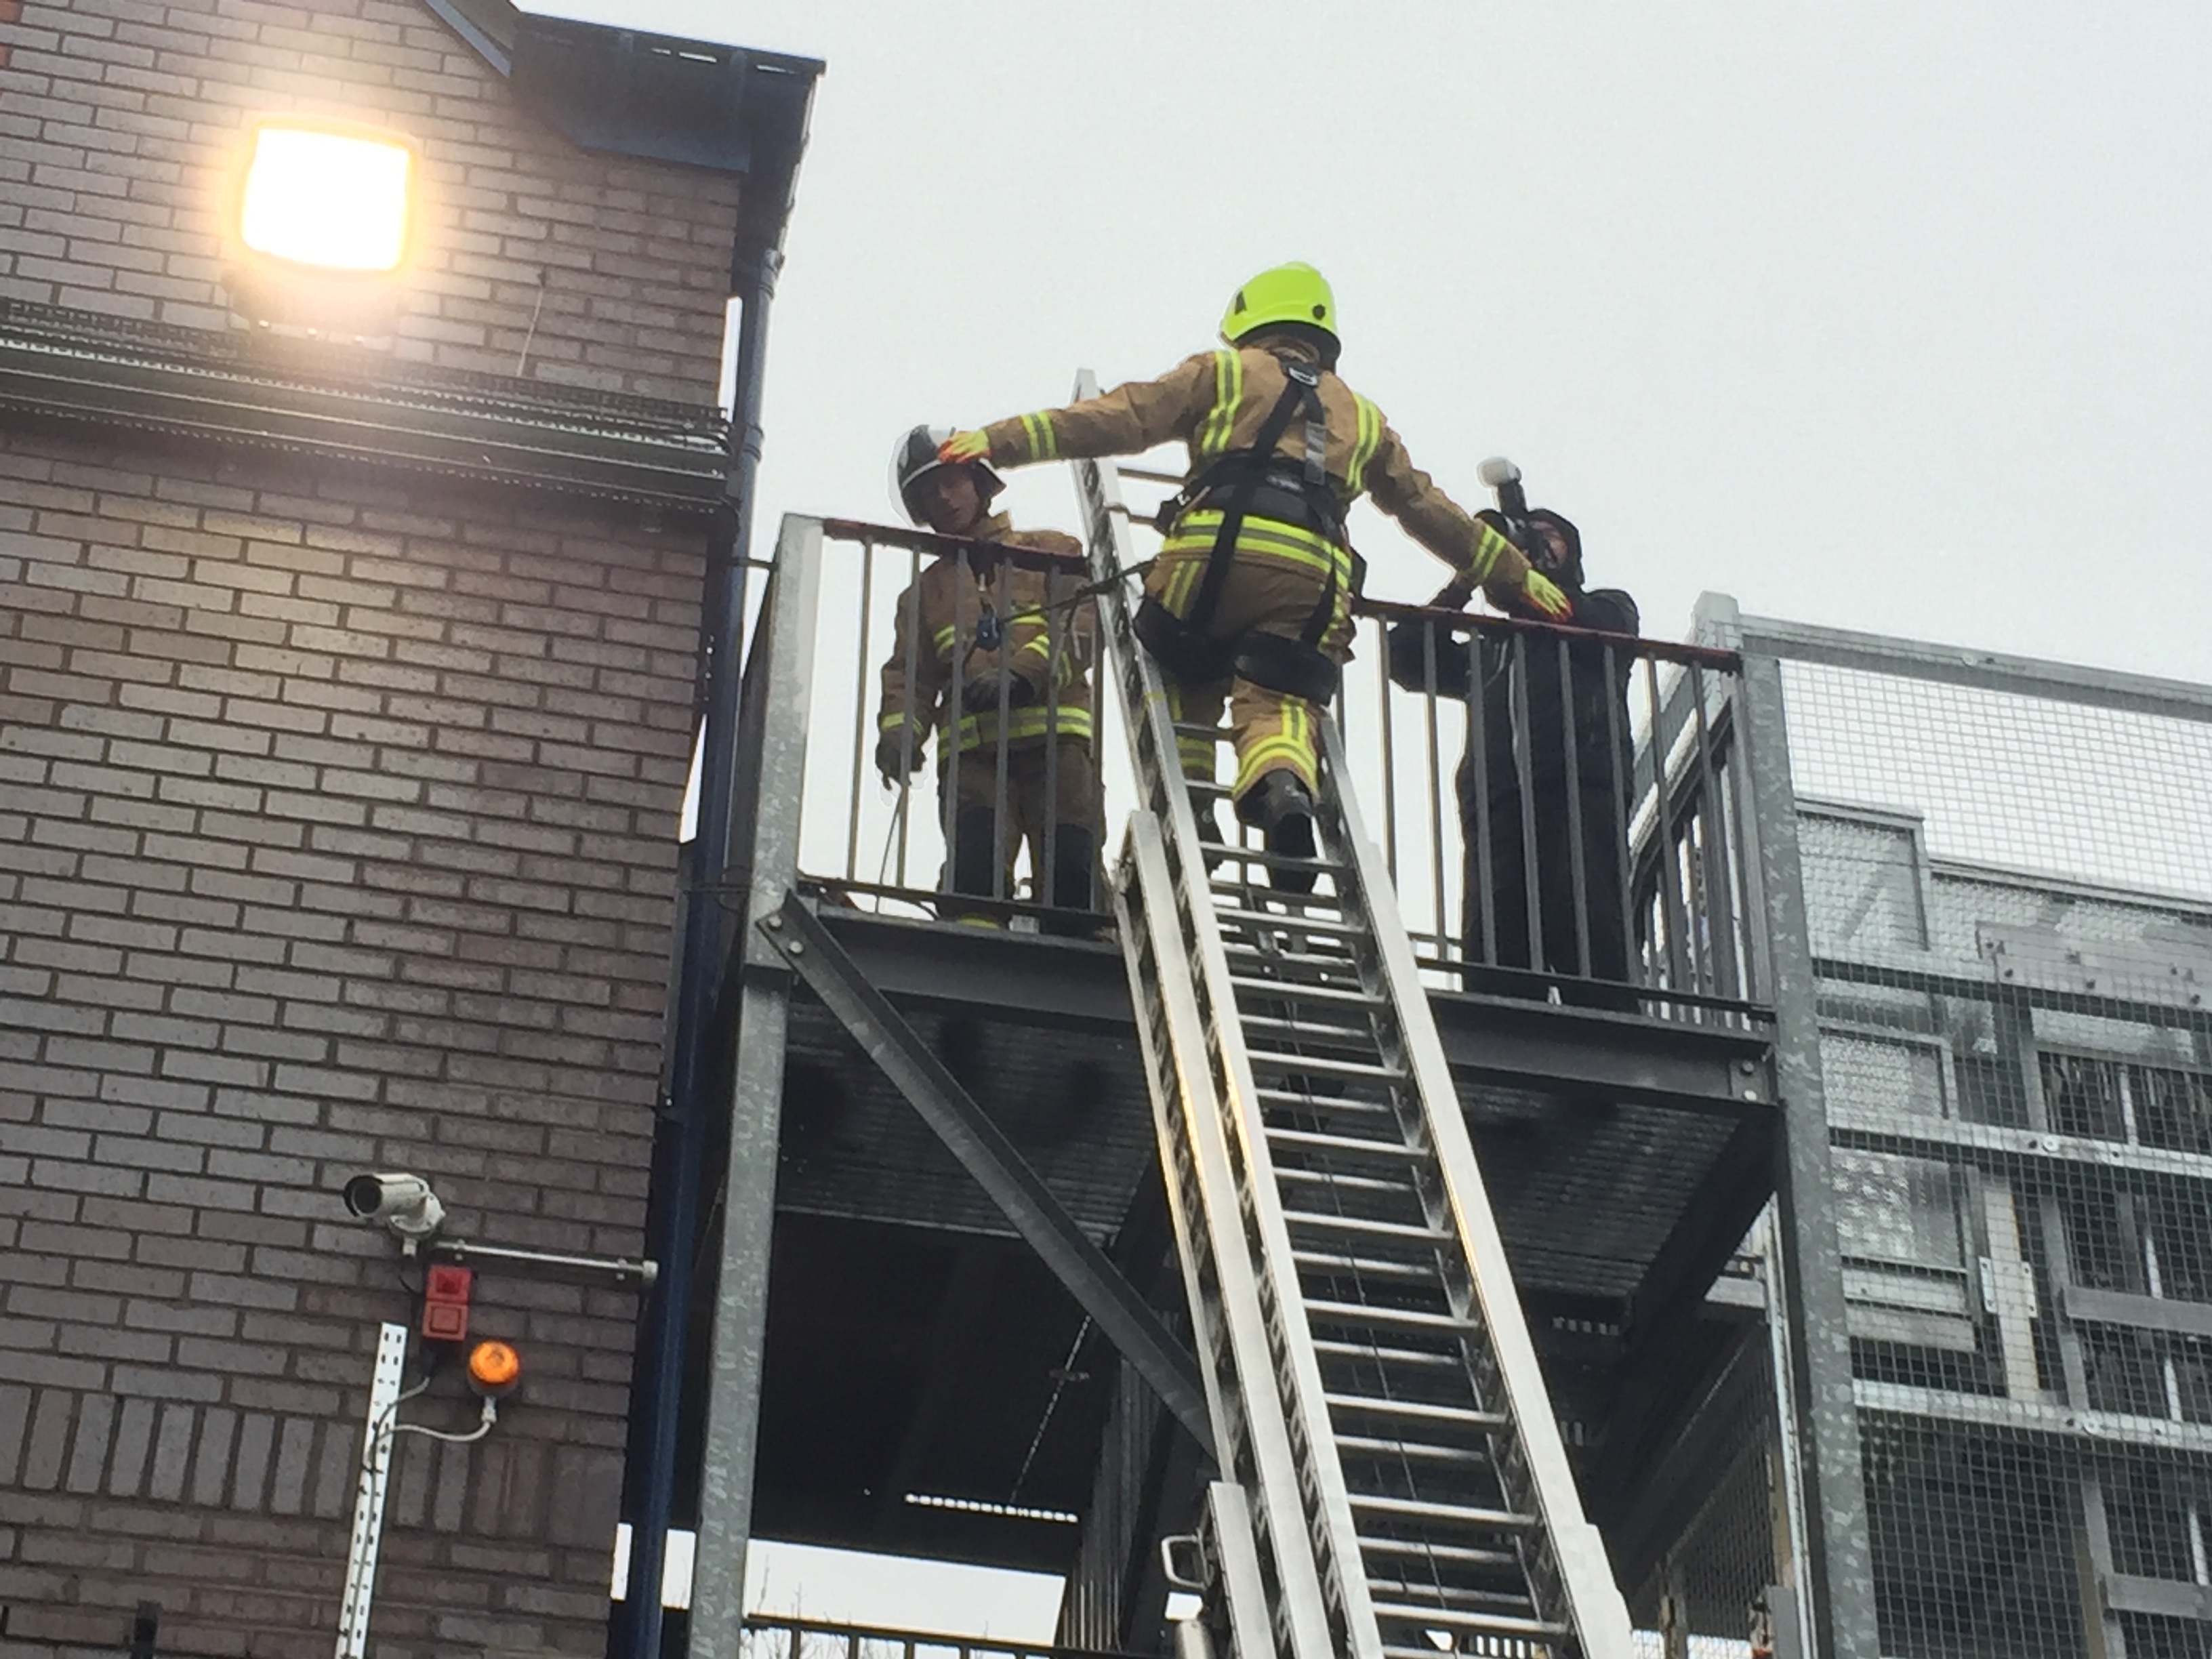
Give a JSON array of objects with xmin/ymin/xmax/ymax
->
[{"xmin": 0, "ymin": 301, "xmax": 730, "ymax": 511}]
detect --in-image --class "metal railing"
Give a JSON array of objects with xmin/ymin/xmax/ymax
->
[
  {"xmin": 739, "ymin": 1615, "xmax": 1151, "ymax": 1659},
  {"xmin": 779, "ymin": 513, "xmax": 1765, "ymax": 1023},
  {"xmin": 1339, "ymin": 600, "xmax": 1761, "ymax": 1018},
  {"xmin": 796, "ymin": 518, "xmax": 1113, "ymax": 931}
]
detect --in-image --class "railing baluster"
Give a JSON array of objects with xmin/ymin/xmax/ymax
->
[
  {"xmin": 896, "ymin": 547, "xmax": 922, "ymax": 892},
  {"xmin": 1557, "ymin": 630, "xmax": 1591, "ymax": 979},
  {"xmin": 1422, "ymin": 617, "xmax": 1446, "ymax": 960},
  {"xmin": 1467, "ymin": 633, "xmax": 1496, "ymax": 969},
  {"xmin": 1376, "ymin": 616, "xmax": 1399, "ymax": 886},
  {"xmin": 1644, "ymin": 656, "xmax": 1692, "ymax": 998},
  {"xmin": 1603, "ymin": 640, "xmax": 1637, "ymax": 996},
  {"xmin": 1509, "ymin": 630, "xmax": 1544, "ymax": 975},
  {"xmin": 846, "ymin": 538, "xmax": 875, "ymax": 883}
]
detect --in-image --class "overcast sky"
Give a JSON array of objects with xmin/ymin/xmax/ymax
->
[
  {"xmin": 537, "ymin": 0, "xmax": 2211, "ymax": 1633},
  {"xmin": 541, "ymin": 0, "xmax": 2212, "ymax": 687}
]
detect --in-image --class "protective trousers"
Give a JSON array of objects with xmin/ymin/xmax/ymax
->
[
  {"xmin": 1143, "ymin": 535, "xmax": 1353, "ymax": 802},
  {"xmin": 940, "ymin": 736, "xmax": 1102, "ymax": 930}
]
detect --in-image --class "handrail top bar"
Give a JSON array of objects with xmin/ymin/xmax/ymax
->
[
  {"xmin": 1356, "ymin": 596, "xmax": 1742, "ymax": 672},
  {"xmin": 818, "ymin": 514, "xmax": 1090, "ymax": 573},
  {"xmin": 1733, "ymin": 608, "xmax": 2212, "ymax": 721},
  {"xmin": 739, "ymin": 1612, "xmax": 1151, "ymax": 1659}
]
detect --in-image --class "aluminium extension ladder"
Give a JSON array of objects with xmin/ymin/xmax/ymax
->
[{"xmin": 1065, "ymin": 379, "xmax": 1635, "ymax": 1659}]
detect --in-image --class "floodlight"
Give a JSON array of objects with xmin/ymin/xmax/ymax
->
[{"xmin": 238, "ymin": 121, "xmax": 414, "ymax": 273}]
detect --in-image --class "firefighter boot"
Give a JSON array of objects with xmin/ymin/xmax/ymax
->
[
  {"xmin": 1235, "ymin": 768, "xmax": 1319, "ymax": 895},
  {"xmin": 943, "ymin": 806, "xmax": 1006, "ymax": 927}
]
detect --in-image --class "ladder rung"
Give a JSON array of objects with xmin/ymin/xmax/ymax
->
[
  {"xmin": 1248, "ymin": 1050, "xmax": 1406, "ymax": 1082},
  {"xmin": 1214, "ymin": 904, "xmax": 1364, "ymax": 937},
  {"xmin": 1202, "ymin": 844, "xmax": 1339, "ymax": 877},
  {"xmin": 1371, "ymin": 1628, "xmax": 1565, "ymax": 1654},
  {"xmin": 1242, "ymin": 1013, "xmax": 1376, "ymax": 1042},
  {"xmin": 1172, "ymin": 722, "xmax": 1233, "ymax": 743},
  {"xmin": 1336, "ymin": 1435, "xmax": 1486, "ymax": 1466},
  {"xmin": 1349, "ymin": 1494, "xmax": 1535, "ymax": 1530},
  {"xmin": 1328, "ymin": 1394, "xmax": 1508, "ymax": 1431},
  {"xmin": 1294, "ymin": 1250, "xmax": 1435, "ymax": 1283},
  {"xmin": 1361, "ymin": 1536, "xmax": 1521, "ymax": 1570},
  {"xmin": 1275, "ymin": 1167, "xmax": 1414, "ymax": 1197},
  {"xmin": 1271, "ymin": 1128, "xmax": 1423, "ymax": 1161},
  {"xmin": 1231, "ymin": 976, "xmax": 1382, "ymax": 1006},
  {"xmin": 1256, "ymin": 1088, "xmax": 1396, "ymax": 1112},
  {"xmin": 1286, "ymin": 1212, "xmax": 1446, "ymax": 1243},
  {"xmin": 1307, "ymin": 1299, "xmax": 1472, "ymax": 1334},
  {"xmin": 1315, "ymin": 1338, "xmax": 1462, "ymax": 1371}
]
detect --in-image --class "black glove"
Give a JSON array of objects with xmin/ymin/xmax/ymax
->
[
  {"xmin": 874, "ymin": 729, "xmax": 925, "ymax": 782},
  {"xmin": 959, "ymin": 674, "xmax": 1038, "ymax": 714}
]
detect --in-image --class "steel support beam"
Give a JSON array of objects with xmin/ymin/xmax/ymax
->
[
  {"xmin": 1737, "ymin": 649, "xmax": 1881, "ymax": 1659},
  {"xmin": 758, "ymin": 890, "xmax": 1212, "ymax": 1449}
]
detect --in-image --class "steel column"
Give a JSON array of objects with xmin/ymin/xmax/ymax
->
[
  {"xmin": 1736, "ymin": 647, "xmax": 1881, "ymax": 1659},
  {"xmin": 686, "ymin": 518, "xmax": 822, "ymax": 1659}
]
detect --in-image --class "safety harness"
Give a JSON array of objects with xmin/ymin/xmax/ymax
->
[{"xmin": 1134, "ymin": 354, "xmax": 1364, "ymax": 703}]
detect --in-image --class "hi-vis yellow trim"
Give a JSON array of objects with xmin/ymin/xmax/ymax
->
[
  {"xmin": 1164, "ymin": 681, "xmax": 1218, "ymax": 780},
  {"xmin": 1019, "ymin": 411, "xmax": 1059, "ymax": 463},
  {"xmin": 1236, "ymin": 701, "xmax": 1319, "ymax": 796},
  {"xmin": 1015, "ymin": 634, "xmax": 1080, "ymax": 689},
  {"xmin": 1469, "ymin": 516, "xmax": 1518, "ymax": 582},
  {"xmin": 1345, "ymin": 395, "xmax": 1382, "ymax": 502},
  {"xmin": 1161, "ymin": 511, "xmax": 1355, "ymax": 583},
  {"xmin": 951, "ymin": 703, "xmax": 1096, "ymax": 751},
  {"xmin": 1197, "ymin": 349, "xmax": 1243, "ymax": 461}
]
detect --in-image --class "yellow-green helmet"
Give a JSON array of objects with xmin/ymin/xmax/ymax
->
[{"xmin": 1219, "ymin": 262, "xmax": 1337, "ymax": 346}]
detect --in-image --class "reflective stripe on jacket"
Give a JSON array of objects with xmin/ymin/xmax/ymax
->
[
  {"xmin": 979, "ymin": 340, "xmax": 1531, "ymax": 604},
  {"xmin": 876, "ymin": 514, "xmax": 1097, "ymax": 757}
]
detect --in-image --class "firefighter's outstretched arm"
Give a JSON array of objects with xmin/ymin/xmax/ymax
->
[
  {"xmin": 1364, "ymin": 424, "xmax": 1570, "ymax": 621},
  {"xmin": 941, "ymin": 354, "xmax": 1218, "ymax": 471}
]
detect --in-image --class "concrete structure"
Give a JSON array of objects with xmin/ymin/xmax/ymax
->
[{"xmin": 0, "ymin": 3, "xmax": 815, "ymax": 1655}]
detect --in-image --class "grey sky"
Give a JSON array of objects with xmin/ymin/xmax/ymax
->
[
  {"xmin": 543, "ymin": 0, "xmax": 2211, "ymax": 686},
  {"xmin": 537, "ymin": 0, "xmax": 2212, "ymax": 1634}
]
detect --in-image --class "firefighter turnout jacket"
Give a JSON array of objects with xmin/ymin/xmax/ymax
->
[
  {"xmin": 978, "ymin": 340, "xmax": 1534, "ymax": 605},
  {"xmin": 876, "ymin": 514, "xmax": 1096, "ymax": 762}
]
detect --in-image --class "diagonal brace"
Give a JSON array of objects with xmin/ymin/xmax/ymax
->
[{"xmin": 759, "ymin": 893, "xmax": 1212, "ymax": 1448}]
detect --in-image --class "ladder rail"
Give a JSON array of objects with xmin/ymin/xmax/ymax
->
[
  {"xmin": 1116, "ymin": 809, "xmax": 1338, "ymax": 1659},
  {"xmin": 1076, "ymin": 424, "xmax": 1380, "ymax": 1659},
  {"xmin": 1322, "ymin": 719, "xmax": 1637, "ymax": 1656}
]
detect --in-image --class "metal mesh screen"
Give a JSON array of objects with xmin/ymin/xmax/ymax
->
[
  {"xmin": 1769, "ymin": 629, "xmax": 2212, "ymax": 1659},
  {"xmin": 1780, "ymin": 659, "xmax": 2212, "ymax": 905}
]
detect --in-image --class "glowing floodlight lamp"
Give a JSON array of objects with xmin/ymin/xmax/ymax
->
[{"xmin": 238, "ymin": 122, "xmax": 414, "ymax": 273}]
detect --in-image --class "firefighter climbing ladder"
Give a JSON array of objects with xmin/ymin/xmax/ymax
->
[{"xmin": 1066, "ymin": 373, "xmax": 1635, "ymax": 1659}]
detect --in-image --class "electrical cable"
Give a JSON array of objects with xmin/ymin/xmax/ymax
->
[{"xmin": 393, "ymin": 1400, "xmax": 499, "ymax": 1446}]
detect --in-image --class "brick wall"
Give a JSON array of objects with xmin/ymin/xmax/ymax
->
[
  {"xmin": 0, "ymin": 422, "xmax": 703, "ymax": 1656},
  {"xmin": 0, "ymin": 4, "xmax": 751, "ymax": 1652},
  {"xmin": 0, "ymin": 0, "xmax": 742, "ymax": 403}
]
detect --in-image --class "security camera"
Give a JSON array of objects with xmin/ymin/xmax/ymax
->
[
  {"xmin": 343, "ymin": 1172, "xmax": 445, "ymax": 1241},
  {"xmin": 1476, "ymin": 455, "xmax": 1521, "ymax": 489}
]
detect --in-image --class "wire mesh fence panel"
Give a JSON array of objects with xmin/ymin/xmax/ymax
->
[
  {"xmin": 1767, "ymin": 627, "xmax": 2212, "ymax": 1659},
  {"xmin": 1778, "ymin": 658, "xmax": 2212, "ymax": 906}
]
